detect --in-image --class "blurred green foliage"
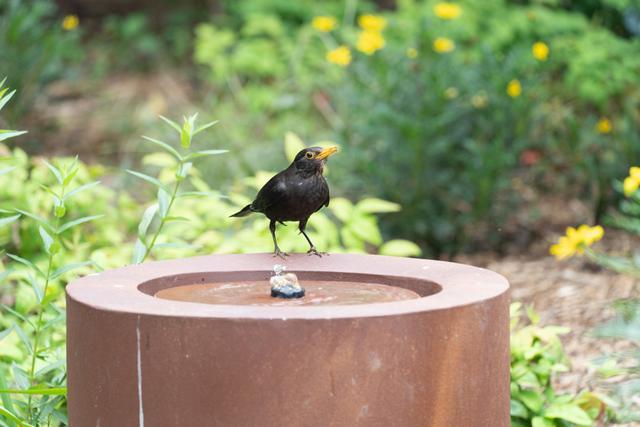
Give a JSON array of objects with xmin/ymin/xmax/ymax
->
[
  {"xmin": 3, "ymin": 0, "xmax": 640, "ymax": 256},
  {"xmin": 592, "ymin": 299, "xmax": 640, "ymax": 423},
  {"xmin": 321, "ymin": 0, "xmax": 640, "ymax": 255},
  {"xmin": 0, "ymin": 0, "xmax": 81, "ymax": 119},
  {"xmin": 557, "ymin": 173, "xmax": 640, "ymax": 424},
  {"xmin": 510, "ymin": 303, "xmax": 612, "ymax": 426}
]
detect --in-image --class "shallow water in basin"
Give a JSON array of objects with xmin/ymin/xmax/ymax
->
[{"xmin": 154, "ymin": 280, "xmax": 420, "ymax": 306}]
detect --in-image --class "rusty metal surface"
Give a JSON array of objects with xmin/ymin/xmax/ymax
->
[{"xmin": 67, "ymin": 253, "xmax": 510, "ymax": 426}]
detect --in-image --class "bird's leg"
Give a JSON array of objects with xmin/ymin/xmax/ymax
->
[
  {"xmin": 270, "ymin": 220, "xmax": 287, "ymax": 259},
  {"xmin": 299, "ymin": 220, "xmax": 323, "ymax": 257}
]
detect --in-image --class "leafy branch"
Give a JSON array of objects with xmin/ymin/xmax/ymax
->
[
  {"xmin": 2, "ymin": 158, "xmax": 100, "ymax": 424},
  {"xmin": 128, "ymin": 114, "xmax": 226, "ymax": 264}
]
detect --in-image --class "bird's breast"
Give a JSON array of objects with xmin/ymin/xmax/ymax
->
[{"xmin": 266, "ymin": 175, "xmax": 328, "ymax": 221}]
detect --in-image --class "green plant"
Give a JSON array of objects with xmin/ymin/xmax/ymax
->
[
  {"xmin": 127, "ymin": 114, "xmax": 226, "ymax": 264},
  {"xmin": 301, "ymin": 0, "xmax": 640, "ymax": 255},
  {"xmin": 0, "ymin": 0, "xmax": 81, "ymax": 121},
  {"xmin": 510, "ymin": 303, "xmax": 609, "ymax": 426},
  {"xmin": 0, "ymin": 157, "xmax": 101, "ymax": 426},
  {"xmin": 566, "ymin": 171, "xmax": 640, "ymax": 423},
  {"xmin": 89, "ymin": 10, "xmax": 197, "ymax": 77}
]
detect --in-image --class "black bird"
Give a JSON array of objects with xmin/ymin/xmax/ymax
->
[{"xmin": 231, "ymin": 146, "xmax": 338, "ymax": 258}]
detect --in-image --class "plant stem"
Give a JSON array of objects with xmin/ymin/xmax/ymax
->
[
  {"xmin": 141, "ymin": 177, "xmax": 181, "ymax": 263},
  {"xmin": 27, "ymin": 181, "xmax": 65, "ymax": 422},
  {"xmin": 26, "ymin": 251, "xmax": 54, "ymax": 422}
]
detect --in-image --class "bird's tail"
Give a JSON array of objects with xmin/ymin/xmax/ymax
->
[{"xmin": 230, "ymin": 204, "xmax": 254, "ymax": 218}]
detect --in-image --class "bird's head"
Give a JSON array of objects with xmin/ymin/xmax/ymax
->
[{"xmin": 292, "ymin": 146, "xmax": 339, "ymax": 176}]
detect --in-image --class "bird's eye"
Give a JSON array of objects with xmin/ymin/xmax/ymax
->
[{"xmin": 305, "ymin": 152, "xmax": 314, "ymax": 159}]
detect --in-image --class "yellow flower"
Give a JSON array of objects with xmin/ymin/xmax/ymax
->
[
  {"xmin": 62, "ymin": 15, "xmax": 79, "ymax": 31},
  {"xmin": 550, "ymin": 225, "xmax": 604, "ymax": 260},
  {"xmin": 471, "ymin": 91, "xmax": 488, "ymax": 108},
  {"xmin": 532, "ymin": 42, "xmax": 549, "ymax": 61},
  {"xmin": 356, "ymin": 31, "xmax": 385, "ymax": 55},
  {"xmin": 623, "ymin": 166, "xmax": 640, "ymax": 196},
  {"xmin": 312, "ymin": 16, "xmax": 337, "ymax": 32},
  {"xmin": 358, "ymin": 15, "xmax": 387, "ymax": 32},
  {"xmin": 406, "ymin": 47, "xmax": 418, "ymax": 58},
  {"xmin": 326, "ymin": 46, "xmax": 351, "ymax": 67},
  {"xmin": 434, "ymin": 2, "xmax": 462, "ymax": 20},
  {"xmin": 597, "ymin": 117, "xmax": 612, "ymax": 134},
  {"xmin": 433, "ymin": 37, "xmax": 455, "ymax": 53},
  {"xmin": 507, "ymin": 79, "xmax": 522, "ymax": 98},
  {"xmin": 444, "ymin": 87, "xmax": 459, "ymax": 99}
]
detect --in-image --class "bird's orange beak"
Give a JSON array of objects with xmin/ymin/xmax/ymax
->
[{"xmin": 316, "ymin": 146, "xmax": 339, "ymax": 160}]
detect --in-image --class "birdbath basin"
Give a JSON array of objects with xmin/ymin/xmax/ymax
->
[{"xmin": 66, "ymin": 253, "xmax": 510, "ymax": 426}]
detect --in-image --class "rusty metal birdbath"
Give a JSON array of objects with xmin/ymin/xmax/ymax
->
[{"xmin": 66, "ymin": 253, "xmax": 510, "ymax": 426}]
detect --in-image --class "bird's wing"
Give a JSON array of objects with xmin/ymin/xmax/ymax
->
[
  {"xmin": 323, "ymin": 187, "xmax": 330, "ymax": 208},
  {"xmin": 252, "ymin": 173, "xmax": 288, "ymax": 212}
]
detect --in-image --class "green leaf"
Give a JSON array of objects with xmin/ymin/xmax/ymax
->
[
  {"xmin": 157, "ymin": 189, "xmax": 171, "ymax": 218},
  {"xmin": 0, "ymin": 130, "xmax": 27, "ymax": 142},
  {"xmin": 284, "ymin": 132, "xmax": 306, "ymax": 162},
  {"xmin": 0, "ymin": 387, "xmax": 66, "ymax": 396},
  {"xmin": 64, "ymin": 181, "xmax": 101, "ymax": 200},
  {"xmin": 183, "ymin": 149, "xmax": 228, "ymax": 161},
  {"xmin": 159, "ymin": 115, "xmax": 181, "ymax": 133},
  {"xmin": 28, "ymin": 273, "xmax": 43, "ymax": 303},
  {"xmin": 58, "ymin": 215, "xmax": 104, "ymax": 233},
  {"xmin": 164, "ymin": 216, "xmax": 190, "ymax": 223},
  {"xmin": 510, "ymin": 399, "xmax": 528, "ymax": 418},
  {"xmin": 138, "ymin": 204, "xmax": 159, "ymax": 238},
  {"xmin": 349, "ymin": 217, "xmax": 382, "ymax": 245},
  {"xmin": 0, "ymin": 166, "xmax": 16, "ymax": 176},
  {"xmin": 0, "ymin": 88, "xmax": 16, "ymax": 111},
  {"xmin": 143, "ymin": 152, "xmax": 176, "ymax": 168},
  {"xmin": 0, "ymin": 326, "xmax": 13, "ymax": 342},
  {"xmin": 1, "ymin": 305, "xmax": 35, "ymax": 330},
  {"xmin": 13, "ymin": 324, "xmax": 32, "ymax": 354},
  {"xmin": 379, "ymin": 240, "xmax": 422, "ymax": 257},
  {"xmin": 531, "ymin": 416, "xmax": 554, "ymax": 427},
  {"xmin": 6, "ymin": 254, "xmax": 44, "ymax": 278},
  {"xmin": 62, "ymin": 165, "xmax": 79, "ymax": 186},
  {"xmin": 39, "ymin": 225, "xmax": 55, "ymax": 254},
  {"xmin": 43, "ymin": 160, "xmax": 63, "ymax": 185},
  {"xmin": 132, "ymin": 238, "xmax": 147, "ymax": 264},
  {"xmin": 142, "ymin": 136, "xmax": 181, "ymax": 160},
  {"xmin": 35, "ymin": 360, "xmax": 65, "ymax": 377},
  {"xmin": 14, "ymin": 209, "xmax": 52, "ymax": 231},
  {"xmin": 328, "ymin": 197, "xmax": 353, "ymax": 222},
  {"xmin": 0, "ymin": 404, "xmax": 35, "ymax": 427},
  {"xmin": 544, "ymin": 403, "xmax": 593, "ymax": 425},
  {"xmin": 517, "ymin": 389, "xmax": 544, "ymax": 413},
  {"xmin": 180, "ymin": 117, "xmax": 193, "ymax": 148},
  {"xmin": 526, "ymin": 305, "xmax": 541, "ymax": 325},
  {"xmin": 193, "ymin": 120, "xmax": 219, "ymax": 135},
  {"xmin": 0, "ymin": 214, "xmax": 20, "ymax": 228},
  {"xmin": 176, "ymin": 162, "xmax": 193, "ymax": 180},
  {"xmin": 0, "ymin": 366, "xmax": 17, "ymax": 422},
  {"xmin": 51, "ymin": 261, "xmax": 95, "ymax": 280},
  {"xmin": 356, "ymin": 198, "xmax": 401, "ymax": 213},
  {"xmin": 126, "ymin": 170, "xmax": 169, "ymax": 192}
]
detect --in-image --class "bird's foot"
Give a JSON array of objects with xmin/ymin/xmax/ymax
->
[
  {"xmin": 307, "ymin": 247, "xmax": 326, "ymax": 258},
  {"xmin": 273, "ymin": 248, "xmax": 289, "ymax": 259}
]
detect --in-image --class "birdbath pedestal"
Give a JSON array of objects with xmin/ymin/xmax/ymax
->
[{"xmin": 66, "ymin": 253, "xmax": 510, "ymax": 426}]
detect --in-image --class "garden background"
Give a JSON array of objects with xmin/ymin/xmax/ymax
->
[{"xmin": 2, "ymin": 0, "xmax": 640, "ymax": 425}]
